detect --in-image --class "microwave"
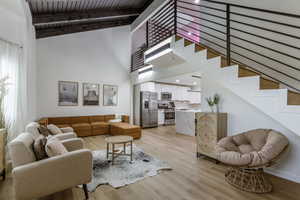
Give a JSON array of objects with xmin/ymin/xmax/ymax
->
[{"xmin": 161, "ymin": 92, "xmax": 172, "ymax": 101}]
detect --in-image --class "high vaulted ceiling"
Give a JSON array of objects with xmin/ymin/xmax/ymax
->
[{"xmin": 27, "ymin": 0, "xmax": 153, "ymax": 38}]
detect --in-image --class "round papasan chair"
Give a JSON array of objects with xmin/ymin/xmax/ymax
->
[{"xmin": 215, "ymin": 129, "xmax": 289, "ymax": 193}]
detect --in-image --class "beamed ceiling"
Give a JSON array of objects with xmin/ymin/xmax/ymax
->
[{"xmin": 27, "ymin": 0, "xmax": 153, "ymax": 38}]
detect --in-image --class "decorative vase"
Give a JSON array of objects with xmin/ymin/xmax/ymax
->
[{"xmin": 0, "ymin": 128, "xmax": 6, "ymax": 180}]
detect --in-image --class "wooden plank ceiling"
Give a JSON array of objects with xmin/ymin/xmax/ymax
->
[{"xmin": 27, "ymin": 0, "xmax": 153, "ymax": 38}]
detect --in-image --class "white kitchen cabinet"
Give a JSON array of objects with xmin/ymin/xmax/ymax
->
[
  {"xmin": 141, "ymin": 82, "xmax": 155, "ymax": 92},
  {"xmin": 188, "ymin": 91, "xmax": 201, "ymax": 104}
]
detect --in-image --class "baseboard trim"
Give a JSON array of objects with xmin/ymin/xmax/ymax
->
[{"xmin": 266, "ymin": 168, "xmax": 300, "ymax": 183}]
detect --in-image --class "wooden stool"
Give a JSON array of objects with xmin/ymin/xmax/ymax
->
[{"xmin": 105, "ymin": 135, "xmax": 133, "ymax": 165}]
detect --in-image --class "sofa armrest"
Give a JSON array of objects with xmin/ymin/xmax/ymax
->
[
  {"xmin": 12, "ymin": 149, "xmax": 92, "ymax": 200},
  {"xmin": 121, "ymin": 115, "xmax": 130, "ymax": 123},
  {"xmin": 61, "ymin": 138, "xmax": 84, "ymax": 151},
  {"xmin": 54, "ymin": 132, "xmax": 77, "ymax": 141},
  {"xmin": 60, "ymin": 127, "xmax": 74, "ymax": 133}
]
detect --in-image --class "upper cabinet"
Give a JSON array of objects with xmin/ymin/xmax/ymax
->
[
  {"xmin": 141, "ymin": 82, "xmax": 156, "ymax": 92},
  {"xmin": 144, "ymin": 83, "xmax": 201, "ymax": 103}
]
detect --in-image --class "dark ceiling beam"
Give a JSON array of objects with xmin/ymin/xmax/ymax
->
[
  {"xmin": 33, "ymin": 9, "xmax": 141, "ymax": 25},
  {"xmin": 36, "ymin": 17, "xmax": 136, "ymax": 39}
]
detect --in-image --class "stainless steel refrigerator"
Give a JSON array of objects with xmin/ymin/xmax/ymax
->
[{"xmin": 140, "ymin": 91, "xmax": 158, "ymax": 128}]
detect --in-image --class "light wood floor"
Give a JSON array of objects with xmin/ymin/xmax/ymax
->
[{"xmin": 1, "ymin": 126, "xmax": 300, "ymax": 200}]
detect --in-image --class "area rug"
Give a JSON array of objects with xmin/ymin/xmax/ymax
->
[{"xmin": 87, "ymin": 145, "xmax": 172, "ymax": 192}]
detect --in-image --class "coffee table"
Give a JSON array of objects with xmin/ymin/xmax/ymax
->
[{"xmin": 105, "ymin": 135, "xmax": 133, "ymax": 165}]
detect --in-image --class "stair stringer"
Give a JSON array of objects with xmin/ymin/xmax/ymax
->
[{"xmin": 171, "ymin": 36, "xmax": 300, "ymax": 136}]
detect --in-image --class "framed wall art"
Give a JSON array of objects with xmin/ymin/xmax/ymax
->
[
  {"xmin": 103, "ymin": 84, "xmax": 118, "ymax": 106},
  {"xmin": 58, "ymin": 81, "xmax": 78, "ymax": 106},
  {"xmin": 83, "ymin": 83, "xmax": 100, "ymax": 106}
]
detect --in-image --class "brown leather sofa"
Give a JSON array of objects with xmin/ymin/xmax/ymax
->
[{"xmin": 38, "ymin": 115, "xmax": 141, "ymax": 139}]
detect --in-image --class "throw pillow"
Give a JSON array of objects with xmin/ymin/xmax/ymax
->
[
  {"xmin": 45, "ymin": 137, "xmax": 68, "ymax": 157},
  {"xmin": 47, "ymin": 124, "xmax": 63, "ymax": 135},
  {"xmin": 38, "ymin": 125, "xmax": 52, "ymax": 137},
  {"xmin": 33, "ymin": 135, "xmax": 48, "ymax": 160}
]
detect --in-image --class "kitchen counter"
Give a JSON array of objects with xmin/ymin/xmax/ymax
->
[{"xmin": 175, "ymin": 110, "xmax": 201, "ymax": 136}]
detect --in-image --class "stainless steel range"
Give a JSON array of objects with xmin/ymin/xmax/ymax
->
[{"xmin": 164, "ymin": 108, "xmax": 175, "ymax": 125}]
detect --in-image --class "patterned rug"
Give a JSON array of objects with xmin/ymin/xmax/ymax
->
[{"xmin": 87, "ymin": 145, "xmax": 172, "ymax": 192}]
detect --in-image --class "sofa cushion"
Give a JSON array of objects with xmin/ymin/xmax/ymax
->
[
  {"xmin": 47, "ymin": 124, "xmax": 63, "ymax": 135},
  {"xmin": 56, "ymin": 124, "xmax": 71, "ymax": 128},
  {"xmin": 104, "ymin": 115, "xmax": 115, "ymax": 122},
  {"xmin": 70, "ymin": 116, "xmax": 90, "ymax": 124},
  {"xmin": 89, "ymin": 116, "xmax": 105, "ymax": 122},
  {"xmin": 91, "ymin": 122, "xmax": 109, "ymax": 128},
  {"xmin": 111, "ymin": 122, "xmax": 140, "ymax": 130},
  {"xmin": 48, "ymin": 117, "xmax": 71, "ymax": 125},
  {"xmin": 71, "ymin": 123, "xmax": 91, "ymax": 130},
  {"xmin": 33, "ymin": 135, "xmax": 48, "ymax": 160}
]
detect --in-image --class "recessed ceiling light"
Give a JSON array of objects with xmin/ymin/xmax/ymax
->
[
  {"xmin": 176, "ymin": 79, "xmax": 180, "ymax": 83},
  {"xmin": 188, "ymin": 32, "xmax": 192, "ymax": 36},
  {"xmin": 194, "ymin": 0, "xmax": 200, "ymax": 3},
  {"xmin": 193, "ymin": 82, "xmax": 197, "ymax": 85}
]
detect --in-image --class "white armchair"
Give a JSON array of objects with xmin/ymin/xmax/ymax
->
[
  {"xmin": 26, "ymin": 122, "xmax": 77, "ymax": 140},
  {"xmin": 9, "ymin": 132, "xmax": 92, "ymax": 200}
]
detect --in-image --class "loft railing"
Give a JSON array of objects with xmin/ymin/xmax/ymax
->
[
  {"xmin": 131, "ymin": 0, "xmax": 300, "ymax": 92},
  {"xmin": 147, "ymin": 0, "xmax": 176, "ymax": 48}
]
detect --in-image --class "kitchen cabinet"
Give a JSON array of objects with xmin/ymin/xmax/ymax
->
[{"xmin": 141, "ymin": 82, "xmax": 156, "ymax": 92}]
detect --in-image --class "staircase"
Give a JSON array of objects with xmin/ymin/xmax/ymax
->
[{"xmin": 172, "ymin": 35, "xmax": 300, "ymax": 135}]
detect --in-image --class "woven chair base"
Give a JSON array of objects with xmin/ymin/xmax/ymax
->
[{"xmin": 225, "ymin": 167, "xmax": 272, "ymax": 193}]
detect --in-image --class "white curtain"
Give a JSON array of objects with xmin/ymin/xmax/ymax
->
[{"xmin": 0, "ymin": 40, "xmax": 27, "ymax": 141}]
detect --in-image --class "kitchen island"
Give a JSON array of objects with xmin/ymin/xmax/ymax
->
[{"xmin": 175, "ymin": 110, "xmax": 201, "ymax": 136}]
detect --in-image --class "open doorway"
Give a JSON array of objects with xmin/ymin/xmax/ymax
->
[{"xmin": 133, "ymin": 71, "xmax": 201, "ymax": 137}]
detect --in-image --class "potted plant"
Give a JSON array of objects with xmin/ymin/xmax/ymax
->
[
  {"xmin": 206, "ymin": 97, "xmax": 215, "ymax": 112},
  {"xmin": 213, "ymin": 94, "xmax": 220, "ymax": 113},
  {"xmin": 206, "ymin": 94, "xmax": 221, "ymax": 113},
  {"xmin": 0, "ymin": 76, "xmax": 9, "ymax": 180}
]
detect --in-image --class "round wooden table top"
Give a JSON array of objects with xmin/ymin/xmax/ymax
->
[{"xmin": 105, "ymin": 135, "xmax": 133, "ymax": 144}]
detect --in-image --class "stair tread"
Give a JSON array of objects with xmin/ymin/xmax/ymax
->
[
  {"xmin": 260, "ymin": 77, "xmax": 280, "ymax": 90},
  {"xmin": 195, "ymin": 44, "xmax": 206, "ymax": 52},
  {"xmin": 184, "ymin": 39, "xmax": 194, "ymax": 47},
  {"xmin": 288, "ymin": 91, "xmax": 300, "ymax": 105},
  {"xmin": 239, "ymin": 66, "xmax": 260, "ymax": 77},
  {"xmin": 175, "ymin": 35, "xmax": 182, "ymax": 41}
]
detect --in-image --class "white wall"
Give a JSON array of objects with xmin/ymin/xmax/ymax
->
[
  {"xmin": 0, "ymin": 1, "xmax": 37, "ymax": 124},
  {"xmin": 201, "ymin": 75, "xmax": 300, "ymax": 183},
  {"xmin": 36, "ymin": 26, "xmax": 132, "ymax": 118}
]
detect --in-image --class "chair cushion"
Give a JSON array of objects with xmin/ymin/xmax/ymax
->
[
  {"xmin": 45, "ymin": 137, "xmax": 68, "ymax": 157},
  {"xmin": 47, "ymin": 124, "xmax": 63, "ymax": 135},
  {"xmin": 71, "ymin": 123, "xmax": 91, "ymax": 130},
  {"xmin": 33, "ymin": 135, "xmax": 48, "ymax": 160},
  {"xmin": 25, "ymin": 122, "xmax": 41, "ymax": 139},
  {"xmin": 216, "ymin": 129, "xmax": 289, "ymax": 167},
  {"xmin": 38, "ymin": 125, "xmax": 52, "ymax": 137}
]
